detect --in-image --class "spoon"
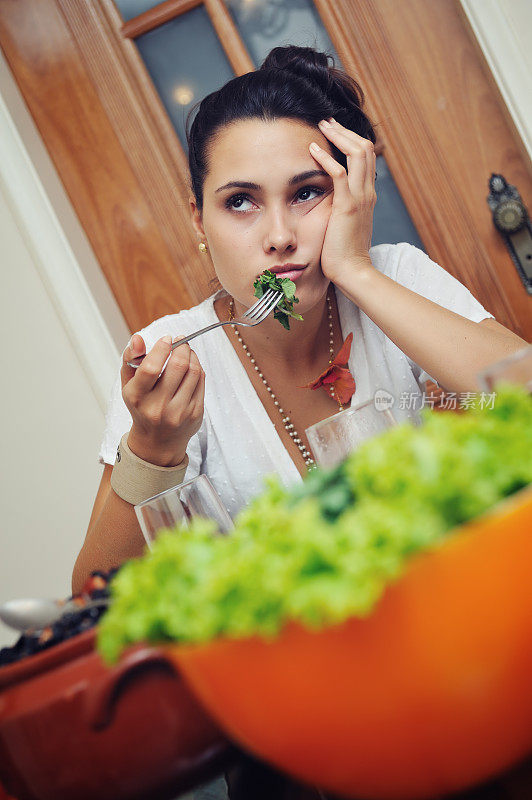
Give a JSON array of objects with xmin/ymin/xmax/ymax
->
[{"xmin": 0, "ymin": 597, "xmax": 110, "ymax": 633}]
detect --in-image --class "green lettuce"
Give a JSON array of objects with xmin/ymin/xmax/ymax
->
[
  {"xmin": 253, "ymin": 270, "xmax": 303, "ymax": 330},
  {"xmin": 97, "ymin": 385, "xmax": 532, "ymax": 665}
]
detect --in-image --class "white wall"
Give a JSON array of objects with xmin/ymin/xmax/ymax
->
[
  {"xmin": 0, "ymin": 50, "xmax": 129, "ymax": 649},
  {"xmin": 0, "ymin": 187, "xmax": 104, "ymax": 646}
]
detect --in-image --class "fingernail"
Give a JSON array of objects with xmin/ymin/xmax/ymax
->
[
  {"xmin": 319, "ymin": 119, "xmax": 331, "ymax": 128},
  {"xmin": 310, "ymin": 142, "xmax": 321, "ymax": 153},
  {"xmin": 128, "ymin": 334, "xmax": 136, "ymax": 350},
  {"xmin": 327, "ymin": 117, "xmax": 335, "ymax": 123},
  {"xmin": 162, "ymin": 335, "xmax": 172, "ymax": 344}
]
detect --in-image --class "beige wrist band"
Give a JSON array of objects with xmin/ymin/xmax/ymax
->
[{"xmin": 110, "ymin": 432, "xmax": 189, "ymax": 505}]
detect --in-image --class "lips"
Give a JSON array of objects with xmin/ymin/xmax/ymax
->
[
  {"xmin": 259, "ymin": 264, "xmax": 308, "ymax": 280},
  {"xmin": 268, "ymin": 264, "xmax": 307, "ymax": 274},
  {"xmin": 274, "ymin": 269, "xmax": 306, "ymax": 282}
]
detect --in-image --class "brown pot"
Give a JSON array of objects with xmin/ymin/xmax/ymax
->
[{"xmin": 0, "ymin": 627, "xmax": 233, "ymax": 800}]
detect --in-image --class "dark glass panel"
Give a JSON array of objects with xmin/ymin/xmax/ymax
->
[{"xmin": 135, "ymin": 6, "xmax": 235, "ymax": 149}]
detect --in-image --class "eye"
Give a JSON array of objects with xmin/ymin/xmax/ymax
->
[
  {"xmin": 224, "ymin": 185, "xmax": 325, "ymax": 213},
  {"xmin": 225, "ymin": 193, "xmax": 254, "ymax": 212},
  {"xmin": 295, "ymin": 186, "xmax": 325, "ymax": 203}
]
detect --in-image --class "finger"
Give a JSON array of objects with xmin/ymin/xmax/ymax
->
[
  {"xmin": 326, "ymin": 117, "xmax": 374, "ymax": 147},
  {"xmin": 336, "ymin": 119, "xmax": 377, "ymax": 195},
  {"xmin": 326, "ymin": 117, "xmax": 376, "ymax": 165},
  {"xmin": 320, "ymin": 119, "xmax": 375, "ymax": 189},
  {"xmin": 167, "ymin": 352, "xmax": 204, "ymax": 410},
  {"xmin": 309, "ymin": 142, "xmax": 353, "ymax": 209},
  {"xmin": 366, "ymin": 149, "xmax": 377, "ymax": 196},
  {"xmin": 152, "ymin": 339, "xmax": 193, "ymax": 402},
  {"xmin": 131, "ymin": 335, "xmax": 175, "ymax": 394},
  {"xmin": 319, "ymin": 117, "xmax": 374, "ymax": 156},
  {"xmin": 318, "ymin": 121, "xmax": 369, "ymax": 190},
  {"xmin": 121, "ymin": 333, "xmax": 146, "ymax": 389},
  {"xmin": 190, "ymin": 369, "xmax": 206, "ymax": 417}
]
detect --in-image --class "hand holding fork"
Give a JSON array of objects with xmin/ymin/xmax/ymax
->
[{"xmin": 121, "ymin": 289, "xmax": 282, "ymax": 467}]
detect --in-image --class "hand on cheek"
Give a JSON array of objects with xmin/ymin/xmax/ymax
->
[{"xmin": 310, "ymin": 118, "xmax": 376, "ymax": 283}]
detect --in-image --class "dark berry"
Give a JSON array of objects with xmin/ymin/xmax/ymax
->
[
  {"xmin": 61, "ymin": 611, "xmax": 82, "ymax": 631},
  {"xmin": 89, "ymin": 588, "xmax": 109, "ymax": 601}
]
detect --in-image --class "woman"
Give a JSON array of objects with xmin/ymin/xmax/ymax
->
[{"xmin": 73, "ymin": 44, "xmax": 525, "ymax": 591}]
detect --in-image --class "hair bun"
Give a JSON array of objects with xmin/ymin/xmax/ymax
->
[{"xmin": 259, "ymin": 45, "xmax": 333, "ymax": 93}]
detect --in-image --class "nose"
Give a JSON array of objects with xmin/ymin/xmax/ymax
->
[{"xmin": 261, "ymin": 204, "xmax": 297, "ymax": 254}]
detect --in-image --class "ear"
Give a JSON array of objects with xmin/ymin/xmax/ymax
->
[{"xmin": 189, "ymin": 195, "xmax": 206, "ymax": 240}]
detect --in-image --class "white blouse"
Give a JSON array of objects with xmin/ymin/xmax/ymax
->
[{"xmin": 99, "ymin": 242, "xmax": 494, "ymax": 519}]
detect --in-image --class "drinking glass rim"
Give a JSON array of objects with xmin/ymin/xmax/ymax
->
[{"xmin": 476, "ymin": 343, "xmax": 532, "ymax": 391}]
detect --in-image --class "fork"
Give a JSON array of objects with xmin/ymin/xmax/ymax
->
[{"xmin": 127, "ymin": 288, "xmax": 283, "ymax": 369}]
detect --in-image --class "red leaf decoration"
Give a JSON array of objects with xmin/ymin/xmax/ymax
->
[{"xmin": 301, "ymin": 333, "xmax": 356, "ymax": 405}]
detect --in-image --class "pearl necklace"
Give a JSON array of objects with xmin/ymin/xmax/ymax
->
[{"xmin": 228, "ymin": 289, "xmax": 344, "ymax": 470}]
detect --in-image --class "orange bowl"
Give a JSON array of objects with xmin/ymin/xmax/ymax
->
[{"xmin": 167, "ymin": 486, "xmax": 532, "ymax": 800}]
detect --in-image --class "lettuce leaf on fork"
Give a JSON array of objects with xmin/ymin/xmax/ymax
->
[{"xmin": 253, "ymin": 270, "xmax": 303, "ymax": 331}]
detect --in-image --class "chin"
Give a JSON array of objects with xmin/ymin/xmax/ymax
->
[{"xmin": 294, "ymin": 277, "xmax": 329, "ymax": 310}]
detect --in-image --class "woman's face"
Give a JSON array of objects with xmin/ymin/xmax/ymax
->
[{"xmin": 190, "ymin": 117, "xmax": 336, "ymax": 313}]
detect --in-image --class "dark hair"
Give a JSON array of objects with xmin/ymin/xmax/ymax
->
[{"xmin": 186, "ymin": 45, "xmax": 377, "ymax": 215}]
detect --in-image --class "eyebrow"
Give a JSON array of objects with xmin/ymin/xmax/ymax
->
[{"xmin": 214, "ymin": 169, "xmax": 330, "ymax": 194}]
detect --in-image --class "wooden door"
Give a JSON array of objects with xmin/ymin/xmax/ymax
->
[{"xmin": 0, "ymin": 0, "xmax": 530, "ymax": 339}]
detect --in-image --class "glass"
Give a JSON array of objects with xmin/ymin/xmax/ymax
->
[
  {"xmin": 114, "ymin": 0, "xmax": 162, "ymax": 21},
  {"xmin": 305, "ymin": 398, "xmax": 397, "ymax": 469},
  {"xmin": 135, "ymin": 474, "xmax": 234, "ymax": 548},
  {"xmin": 372, "ymin": 155, "xmax": 425, "ymax": 249},
  {"xmin": 135, "ymin": 7, "xmax": 235, "ymax": 150},
  {"xmin": 225, "ymin": 0, "xmax": 340, "ymax": 68},
  {"xmin": 476, "ymin": 344, "xmax": 532, "ymax": 393}
]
